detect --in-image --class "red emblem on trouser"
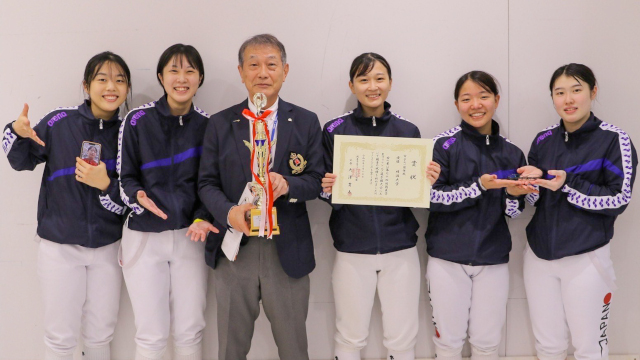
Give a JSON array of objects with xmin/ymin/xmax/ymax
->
[
  {"xmin": 435, "ymin": 327, "xmax": 440, "ymax": 338},
  {"xmin": 604, "ymin": 293, "xmax": 612, "ymax": 304}
]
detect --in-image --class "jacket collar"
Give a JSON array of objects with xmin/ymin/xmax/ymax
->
[
  {"xmin": 353, "ymin": 101, "xmax": 392, "ymax": 125},
  {"xmin": 460, "ymin": 119, "xmax": 501, "ymax": 145},
  {"xmin": 78, "ymin": 100, "xmax": 120, "ymax": 128},
  {"xmin": 156, "ymin": 95, "xmax": 195, "ymax": 121},
  {"xmin": 559, "ymin": 112, "xmax": 600, "ymax": 135}
]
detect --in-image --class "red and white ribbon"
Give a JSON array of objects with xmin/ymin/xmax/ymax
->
[{"xmin": 242, "ymin": 109, "xmax": 275, "ymax": 238}]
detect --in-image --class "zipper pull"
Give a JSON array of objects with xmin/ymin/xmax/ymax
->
[
  {"xmin": 179, "ymin": 116, "xmax": 183, "ymax": 126},
  {"xmin": 372, "ymin": 116, "xmax": 377, "ymax": 127},
  {"xmin": 565, "ymin": 131, "xmax": 568, "ymax": 142},
  {"xmin": 486, "ymin": 135, "xmax": 490, "ymax": 145},
  {"xmin": 99, "ymin": 119, "xmax": 103, "ymax": 130}
]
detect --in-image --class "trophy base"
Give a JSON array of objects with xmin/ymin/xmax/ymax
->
[{"xmin": 248, "ymin": 207, "xmax": 280, "ymax": 236}]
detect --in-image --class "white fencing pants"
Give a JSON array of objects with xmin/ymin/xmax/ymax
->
[
  {"xmin": 37, "ymin": 238, "xmax": 121, "ymax": 360},
  {"xmin": 332, "ymin": 246, "xmax": 420, "ymax": 360},
  {"xmin": 426, "ymin": 256, "xmax": 509, "ymax": 360},
  {"xmin": 120, "ymin": 226, "xmax": 208, "ymax": 360},
  {"xmin": 524, "ymin": 244, "xmax": 615, "ymax": 360}
]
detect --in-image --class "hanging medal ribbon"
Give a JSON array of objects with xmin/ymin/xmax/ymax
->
[{"xmin": 242, "ymin": 108, "xmax": 275, "ymax": 237}]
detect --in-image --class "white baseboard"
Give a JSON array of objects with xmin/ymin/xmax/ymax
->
[{"xmin": 356, "ymin": 356, "xmax": 639, "ymax": 360}]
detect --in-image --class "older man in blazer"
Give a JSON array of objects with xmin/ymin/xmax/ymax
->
[{"xmin": 198, "ymin": 34, "xmax": 323, "ymax": 360}]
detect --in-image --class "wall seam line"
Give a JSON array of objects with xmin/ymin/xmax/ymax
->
[{"xmin": 506, "ymin": 0, "xmax": 511, "ymax": 356}]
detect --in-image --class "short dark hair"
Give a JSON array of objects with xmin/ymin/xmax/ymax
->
[
  {"xmin": 157, "ymin": 44, "xmax": 205, "ymax": 91},
  {"xmin": 349, "ymin": 53, "xmax": 392, "ymax": 82},
  {"xmin": 549, "ymin": 63, "xmax": 597, "ymax": 93},
  {"xmin": 238, "ymin": 34, "xmax": 287, "ymax": 66},
  {"xmin": 83, "ymin": 51, "xmax": 131, "ymax": 111},
  {"xmin": 454, "ymin": 71, "xmax": 500, "ymax": 100}
]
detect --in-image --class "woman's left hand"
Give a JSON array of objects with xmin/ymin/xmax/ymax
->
[
  {"xmin": 75, "ymin": 157, "xmax": 110, "ymax": 191},
  {"xmin": 426, "ymin": 161, "xmax": 441, "ymax": 186},
  {"xmin": 533, "ymin": 170, "xmax": 567, "ymax": 191},
  {"xmin": 186, "ymin": 220, "xmax": 220, "ymax": 242},
  {"xmin": 506, "ymin": 184, "xmax": 538, "ymax": 196}
]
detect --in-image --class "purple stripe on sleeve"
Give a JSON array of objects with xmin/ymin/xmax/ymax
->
[
  {"xmin": 140, "ymin": 146, "xmax": 203, "ymax": 170},
  {"xmin": 104, "ymin": 159, "xmax": 117, "ymax": 171},
  {"xmin": 173, "ymin": 146, "xmax": 203, "ymax": 163},
  {"xmin": 47, "ymin": 167, "xmax": 75, "ymax": 181},
  {"xmin": 141, "ymin": 157, "xmax": 172, "ymax": 170},
  {"xmin": 491, "ymin": 169, "xmax": 517, "ymax": 179},
  {"xmin": 47, "ymin": 158, "xmax": 118, "ymax": 181},
  {"xmin": 565, "ymin": 158, "xmax": 624, "ymax": 178}
]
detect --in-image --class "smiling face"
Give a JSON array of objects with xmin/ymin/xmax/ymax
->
[
  {"xmin": 158, "ymin": 55, "xmax": 202, "ymax": 114},
  {"xmin": 349, "ymin": 61, "xmax": 392, "ymax": 118},
  {"xmin": 238, "ymin": 44, "xmax": 289, "ymax": 108},
  {"xmin": 84, "ymin": 61, "xmax": 129, "ymax": 120},
  {"xmin": 455, "ymin": 79, "xmax": 500, "ymax": 135},
  {"xmin": 551, "ymin": 74, "xmax": 597, "ymax": 132},
  {"xmin": 87, "ymin": 146, "xmax": 97, "ymax": 158}
]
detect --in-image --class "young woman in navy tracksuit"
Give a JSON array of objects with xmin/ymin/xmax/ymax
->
[
  {"xmin": 321, "ymin": 53, "xmax": 441, "ymax": 360},
  {"xmin": 519, "ymin": 64, "xmax": 637, "ymax": 360},
  {"xmin": 426, "ymin": 71, "xmax": 531, "ymax": 360},
  {"xmin": 3, "ymin": 52, "xmax": 130, "ymax": 360},
  {"xmin": 117, "ymin": 44, "xmax": 217, "ymax": 360}
]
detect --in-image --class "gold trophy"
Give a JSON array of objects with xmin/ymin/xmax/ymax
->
[{"xmin": 245, "ymin": 93, "xmax": 280, "ymax": 236}]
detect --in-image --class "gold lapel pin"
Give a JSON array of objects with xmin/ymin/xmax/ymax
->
[{"xmin": 233, "ymin": 119, "xmax": 240, "ymax": 122}]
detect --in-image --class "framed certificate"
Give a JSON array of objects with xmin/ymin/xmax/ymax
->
[{"xmin": 332, "ymin": 135, "xmax": 433, "ymax": 208}]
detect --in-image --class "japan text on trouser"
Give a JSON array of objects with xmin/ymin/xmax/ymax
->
[{"xmin": 524, "ymin": 244, "xmax": 615, "ymax": 360}]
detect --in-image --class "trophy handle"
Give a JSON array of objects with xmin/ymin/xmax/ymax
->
[{"xmin": 253, "ymin": 92, "xmax": 267, "ymax": 115}]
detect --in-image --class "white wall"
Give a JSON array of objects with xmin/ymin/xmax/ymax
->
[{"xmin": 0, "ymin": 1, "xmax": 639, "ymax": 359}]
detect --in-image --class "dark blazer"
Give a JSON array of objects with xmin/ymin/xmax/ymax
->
[{"xmin": 198, "ymin": 98, "xmax": 323, "ymax": 279}]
